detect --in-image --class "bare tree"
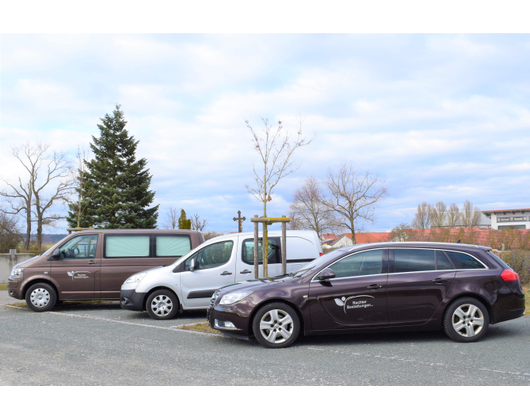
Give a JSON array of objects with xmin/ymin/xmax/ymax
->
[
  {"xmin": 411, "ymin": 202, "xmax": 432, "ymax": 230},
  {"xmin": 162, "ymin": 207, "xmax": 180, "ymax": 229},
  {"xmin": 461, "ymin": 200, "xmax": 482, "ymax": 228},
  {"xmin": 245, "ymin": 117, "xmax": 314, "ymax": 275},
  {"xmin": 1, "ymin": 142, "xmax": 73, "ymax": 250},
  {"xmin": 323, "ymin": 163, "xmax": 388, "ymax": 244},
  {"xmin": 66, "ymin": 147, "xmax": 93, "ymax": 228},
  {"xmin": 190, "ymin": 214, "xmax": 207, "ymax": 232},
  {"xmin": 289, "ymin": 175, "xmax": 340, "ymax": 240},
  {"xmin": 447, "ymin": 203, "xmax": 461, "ymax": 228},
  {"xmin": 429, "ymin": 201, "xmax": 447, "ymax": 229},
  {"xmin": 245, "ymin": 117, "xmax": 313, "ymax": 217}
]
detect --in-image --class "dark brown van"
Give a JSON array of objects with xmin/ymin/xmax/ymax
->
[{"xmin": 7, "ymin": 229, "xmax": 204, "ymax": 311}]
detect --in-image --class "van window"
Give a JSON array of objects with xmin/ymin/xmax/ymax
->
[
  {"xmin": 446, "ymin": 251, "xmax": 486, "ymax": 269},
  {"xmin": 59, "ymin": 235, "xmax": 98, "ymax": 259},
  {"xmin": 156, "ymin": 235, "xmax": 191, "ymax": 257},
  {"xmin": 329, "ymin": 250, "xmax": 383, "ymax": 278},
  {"xmin": 242, "ymin": 238, "xmax": 280, "ymax": 265},
  {"xmin": 186, "ymin": 240, "xmax": 234, "ymax": 271},
  {"xmin": 105, "ymin": 235, "xmax": 150, "ymax": 258},
  {"xmin": 393, "ymin": 249, "xmax": 435, "ymax": 273}
]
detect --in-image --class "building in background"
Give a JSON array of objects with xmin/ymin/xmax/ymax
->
[{"xmin": 482, "ymin": 208, "xmax": 530, "ymax": 230}]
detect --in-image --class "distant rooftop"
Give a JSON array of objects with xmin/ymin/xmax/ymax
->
[{"xmin": 482, "ymin": 208, "xmax": 530, "ymax": 214}]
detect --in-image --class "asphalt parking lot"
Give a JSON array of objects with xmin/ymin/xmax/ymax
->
[{"xmin": 1, "ymin": 290, "xmax": 529, "ymax": 386}]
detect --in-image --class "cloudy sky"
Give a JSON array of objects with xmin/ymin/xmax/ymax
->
[{"xmin": 1, "ymin": 5, "xmax": 529, "ymax": 236}]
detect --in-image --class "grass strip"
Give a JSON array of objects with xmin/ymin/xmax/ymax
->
[{"xmin": 177, "ymin": 321, "xmax": 222, "ymax": 335}]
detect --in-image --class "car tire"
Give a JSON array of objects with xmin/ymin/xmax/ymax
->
[
  {"xmin": 252, "ymin": 302, "xmax": 300, "ymax": 348},
  {"xmin": 25, "ymin": 283, "xmax": 57, "ymax": 312},
  {"xmin": 443, "ymin": 297, "xmax": 489, "ymax": 342},
  {"xmin": 146, "ymin": 289, "xmax": 179, "ymax": 320}
]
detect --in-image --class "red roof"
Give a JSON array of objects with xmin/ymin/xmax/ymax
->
[
  {"xmin": 333, "ymin": 232, "xmax": 393, "ymax": 245},
  {"xmin": 328, "ymin": 228, "xmax": 529, "ymax": 249}
]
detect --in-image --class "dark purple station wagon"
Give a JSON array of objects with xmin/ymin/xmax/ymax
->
[{"xmin": 208, "ymin": 242, "xmax": 525, "ymax": 348}]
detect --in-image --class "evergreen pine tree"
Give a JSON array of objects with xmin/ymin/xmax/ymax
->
[
  {"xmin": 178, "ymin": 209, "xmax": 191, "ymax": 230},
  {"xmin": 67, "ymin": 105, "xmax": 158, "ymax": 229}
]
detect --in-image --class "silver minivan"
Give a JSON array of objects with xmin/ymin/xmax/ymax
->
[{"xmin": 120, "ymin": 230, "xmax": 323, "ymax": 319}]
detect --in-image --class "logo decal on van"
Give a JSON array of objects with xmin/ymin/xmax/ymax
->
[
  {"xmin": 67, "ymin": 271, "xmax": 91, "ymax": 280},
  {"xmin": 334, "ymin": 295, "xmax": 374, "ymax": 313}
]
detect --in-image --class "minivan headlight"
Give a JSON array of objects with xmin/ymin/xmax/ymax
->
[
  {"xmin": 219, "ymin": 291, "xmax": 252, "ymax": 305},
  {"xmin": 124, "ymin": 272, "xmax": 147, "ymax": 284},
  {"xmin": 10, "ymin": 267, "xmax": 24, "ymax": 278}
]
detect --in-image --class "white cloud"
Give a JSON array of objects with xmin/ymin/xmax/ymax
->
[{"xmin": 2, "ymin": 34, "xmax": 530, "ymax": 234}]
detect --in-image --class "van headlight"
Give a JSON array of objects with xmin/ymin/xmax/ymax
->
[
  {"xmin": 219, "ymin": 291, "xmax": 252, "ymax": 305},
  {"xmin": 10, "ymin": 267, "xmax": 24, "ymax": 278},
  {"xmin": 124, "ymin": 272, "xmax": 147, "ymax": 285}
]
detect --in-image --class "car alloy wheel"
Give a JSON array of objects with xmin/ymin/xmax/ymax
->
[
  {"xmin": 452, "ymin": 303, "xmax": 485, "ymax": 337},
  {"xmin": 443, "ymin": 297, "xmax": 489, "ymax": 342},
  {"xmin": 146, "ymin": 289, "xmax": 179, "ymax": 320},
  {"xmin": 252, "ymin": 302, "xmax": 300, "ymax": 348}
]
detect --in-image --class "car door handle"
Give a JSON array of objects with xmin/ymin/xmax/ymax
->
[
  {"xmin": 88, "ymin": 260, "xmax": 97, "ymax": 265},
  {"xmin": 240, "ymin": 269, "xmax": 252, "ymax": 274},
  {"xmin": 433, "ymin": 278, "xmax": 447, "ymax": 284},
  {"xmin": 367, "ymin": 284, "xmax": 382, "ymax": 289},
  {"xmin": 221, "ymin": 271, "xmax": 233, "ymax": 276}
]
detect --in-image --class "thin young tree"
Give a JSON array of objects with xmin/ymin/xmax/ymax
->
[
  {"xmin": 429, "ymin": 201, "xmax": 447, "ymax": 229},
  {"xmin": 245, "ymin": 117, "xmax": 314, "ymax": 275},
  {"xmin": 66, "ymin": 147, "xmax": 93, "ymax": 228},
  {"xmin": 461, "ymin": 200, "xmax": 482, "ymax": 228},
  {"xmin": 162, "ymin": 207, "xmax": 180, "ymax": 229},
  {"xmin": 447, "ymin": 203, "xmax": 461, "ymax": 228}
]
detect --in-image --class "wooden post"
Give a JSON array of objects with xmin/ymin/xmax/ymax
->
[
  {"xmin": 253, "ymin": 215, "xmax": 259, "ymax": 278},
  {"xmin": 251, "ymin": 216, "xmax": 291, "ymax": 278},
  {"xmin": 281, "ymin": 216, "xmax": 287, "ymax": 275}
]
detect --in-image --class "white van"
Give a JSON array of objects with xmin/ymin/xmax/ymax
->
[{"xmin": 120, "ymin": 230, "xmax": 322, "ymax": 319}]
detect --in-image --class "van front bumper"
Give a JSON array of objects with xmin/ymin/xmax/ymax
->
[
  {"xmin": 120, "ymin": 289, "xmax": 146, "ymax": 312},
  {"xmin": 7, "ymin": 277, "xmax": 23, "ymax": 299}
]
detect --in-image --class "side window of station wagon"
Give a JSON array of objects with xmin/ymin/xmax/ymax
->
[
  {"xmin": 446, "ymin": 251, "xmax": 486, "ymax": 269},
  {"xmin": 392, "ymin": 249, "xmax": 458, "ymax": 272},
  {"xmin": 329, "ymin": 250, "xmax": 383, "ymax": 278},
  {"xmin": 393, "ymin": 249, "xmax": 435, "ymax": 273}
]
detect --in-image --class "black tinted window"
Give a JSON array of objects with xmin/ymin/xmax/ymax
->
[
  {"xmin": 393, "ymin": 249, "xmax": 435, "ymax": 273},
  {"xmin": 436, "ymin": 251, "xmax": 453, "ymax": 270},
  {"xmin": 329, "ymin": 250, "xmax": 383, "ymax": 277},
  {"xmin": 446, "ymin": 252, "xmax": 485, "ymax": 269},
  {"xmin": 241, "ymin": 238, "xmax": 280, "ymax": 265}
]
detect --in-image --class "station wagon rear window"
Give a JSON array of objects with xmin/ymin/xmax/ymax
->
[{"xmin": 446, "ymin": 251, "xmax": 486, "ymax": 269}]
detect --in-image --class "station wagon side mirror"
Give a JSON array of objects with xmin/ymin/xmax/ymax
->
[
  {"xmin": 316, "ymin": 268, "xmax": 335, "ymax": 281},
  {"xmin": 189, "ymin": 258, "xmax": 196, "ymax": 271}
]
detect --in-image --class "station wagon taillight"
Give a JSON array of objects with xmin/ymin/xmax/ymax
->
[{"xmin": 500, "ymin": 269, "xmax": 520, "ymax": 282}]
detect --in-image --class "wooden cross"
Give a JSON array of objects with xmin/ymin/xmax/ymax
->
[{"xmin": 233, "ymin": 210, "xmax": 246, "ymax": 233}]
